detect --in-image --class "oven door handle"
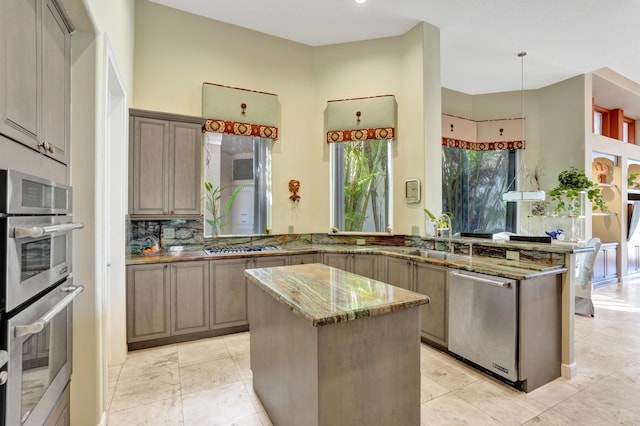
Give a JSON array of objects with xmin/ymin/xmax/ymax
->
[
  {"xmin": 14, "ymin": 285, "xmax": 84, "ymax": 338},
  {"xmin": 12, "ymin": 222, "xmax": 84, "ymax": 239}
]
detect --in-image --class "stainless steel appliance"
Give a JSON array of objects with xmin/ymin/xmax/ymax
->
[
  {"xmin": 448, "ymin": 270, "xmax": 519, "ymax": 383},
  {"xmin": 204, "ymin": 245, "xmax": 281, "ymax": 255},
  {"xmin": 1, "ymin": 169, "xmax": 84, "ymax": 426}
]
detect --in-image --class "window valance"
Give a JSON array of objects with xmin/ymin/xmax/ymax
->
[
  {"xmin": 202, "ymin": 82, "xmax": 280, "ymax": 140},
  {"xmin": 442, "ymin": 114, "xmax": 525, "ymax": 151},
  {"xmin": 325, "ymin": 95, "xmax": 397, "ymax": 143}
]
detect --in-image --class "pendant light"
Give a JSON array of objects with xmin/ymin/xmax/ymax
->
[{"xmin": 502, "ymin": 52, "xmax": 545, "ymax": 202}]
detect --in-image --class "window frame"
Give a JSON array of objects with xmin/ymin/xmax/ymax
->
[{"xmin": 330, "ymin": 139, "xmax": 393, "ymax": 234}]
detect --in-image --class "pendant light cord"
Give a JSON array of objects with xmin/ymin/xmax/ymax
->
[{"xmin": 518, "ymin": 51, "xmax": 527, "ymax": 177}]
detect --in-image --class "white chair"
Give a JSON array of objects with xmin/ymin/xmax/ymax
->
[{"xmin": 575, "ymin": 237, "xmax": 601, "ymax": 317}]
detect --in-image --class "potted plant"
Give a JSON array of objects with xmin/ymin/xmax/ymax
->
[
  {"xmin": 204, "ymin": 182, "xmax": 247, "ymax": 236},
  {"xmin": 548, "ymin": 167, "xmax": 609, "ymax": 216}
]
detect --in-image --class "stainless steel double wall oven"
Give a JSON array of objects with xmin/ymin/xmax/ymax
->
[{"xmin": 0, "ymin": 170, "xmax": 84, "ymax": 426}]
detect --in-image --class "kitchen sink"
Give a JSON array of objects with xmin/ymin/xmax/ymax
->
[
  {"xmin": 392, "ymin": 248, "xmax": 469, "ymax": 261},
  {"xmin": 420, "ymin": 249, "xmax": 470, "ymax": 261}
]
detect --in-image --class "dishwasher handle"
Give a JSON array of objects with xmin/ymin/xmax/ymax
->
[{"xmin": 450, "ymin": 271, "xmax": 512, "ymax": 288}]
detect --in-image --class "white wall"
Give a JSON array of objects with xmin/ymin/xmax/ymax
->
[{"xmin": 60, "ymin": 0, "xmax": 136, "ymax": 424}]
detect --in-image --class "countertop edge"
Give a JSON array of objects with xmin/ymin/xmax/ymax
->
[{"xmin": 244, "ymin": 265, "xmax": 428, "ymax": 328}]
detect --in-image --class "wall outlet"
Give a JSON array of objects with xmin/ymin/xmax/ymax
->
[
  {"xmin": 411, "ymin": 226, "xmax": 420, "ymax": 236},
  {"xmin": 288, "ymin": 225, "xmax": 294, "ymax": 234},
  {"xmin": 163, "ymin": 228, "xmax": 175, "ymax": 239},
  {"xmin": 506, "ymin": 250, "xmax": 519, "ymax": 261},
  {"xmin": 356, "ymin": 238, "xmax": 366, "ymax": 246}
]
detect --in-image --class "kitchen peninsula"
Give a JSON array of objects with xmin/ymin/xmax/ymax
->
[{"xmin": 244, "ymin": 263, "xmax": 428, "ymax": 426}]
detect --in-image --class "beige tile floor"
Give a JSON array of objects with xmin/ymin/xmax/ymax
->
[{"xmin": 107, "ymin": 281, "xmax": 640, "ymax": 425}]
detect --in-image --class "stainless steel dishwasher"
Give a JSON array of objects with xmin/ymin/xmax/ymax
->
[{"xmin": 448, "ymin": 270, "xmax": 518, "ymax": 382}]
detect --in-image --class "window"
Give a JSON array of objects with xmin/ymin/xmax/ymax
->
[
  {"xmin": 331, "ymin": 139, "xmax": 392, "ymax": 233},
  {"xmin": 204, "ymin": 133, "xmax": 271, "ymax": 236},
  {"xmin": 442, "ymin": 147, "xmax": 516, "ymax": 233}
]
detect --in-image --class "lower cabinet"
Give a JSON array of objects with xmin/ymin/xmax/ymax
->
[
  {"xmin": 210, "ymin": 256, "xmax": 288, "ymax": 329},
  {"xmin": 628, "ymin": 241, "xmax": 640, "ymax": 275},
  {"xmin": 384, "ymin": 257, "xmax": 414, "ymax": 290},
  {"xmin": 289, "ymin": 253, "xmax": 318, "ymax": 265},
  {"xmin": 171, "ymin": 261, "xmax": 210, "ymax": 335},
  {"xmin": 593, "ymin": 242, "xmax": 618, "ymax": 286},
  {"xmin": 127, "ymin": 261, "xmax": 209, "ymax": 343},
  {"xmin": 323, "ymin": 253, "xmax": 378, "ymax": 280},
  {"xmin": 127, "ymin": 263, "xmax": 171, "ymax": 343},
  {"xmin": 414, "ymin": 263, "xmax": 448, "ymax": 347},
  {"xmin": 382, "ymin": 256, "xmax": 448, "ymax": 346}
]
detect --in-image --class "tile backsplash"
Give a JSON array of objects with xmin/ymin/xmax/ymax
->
[{"xmin": 127, "ymin": 218, "xmax": 204, "ymax": 256}]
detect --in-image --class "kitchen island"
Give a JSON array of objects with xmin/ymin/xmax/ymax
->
[{"xmin": 244, "ymin": 263, "xmax": 428, "ymax": 426}]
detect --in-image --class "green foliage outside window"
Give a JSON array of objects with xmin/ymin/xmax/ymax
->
[{"xmin": 340, "ymin": 139, "xmax": 389, "ymax": 232}]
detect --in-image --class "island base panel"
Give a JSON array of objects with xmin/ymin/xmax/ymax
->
[{"xmin": 249, "ymin": 285, "xmax": 421, "ymax": 426}]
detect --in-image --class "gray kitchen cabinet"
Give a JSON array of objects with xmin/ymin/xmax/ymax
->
[
  {"xmin": 0, "ymin": 0, "xmax": 72, "ymax": 164},
  {"xmin": 414, "ymin": 263, "xmax": 448, "ymax": 347},
  {"xmin": 170, "ymin": 261, "xmax": 210, "ymax": 335},
  {"xmin": 289, "ymin": 253, "xmax": 319, "ymax": 265},
  {"xmin": 127, "ymin": 263, "xmax": 171, "ymax": 343},
  {"xmin": 128, "ymin": 261, "xmax": 210, "ymax": 342},
  {"xmin": 129, "ymin": 109, "xmax": 205, "ymax": 218},
  {"xmin": 322, "ymin": 253, "xmax": 378, "ymax": 280},
  {"xmin": 384, "ymin": 257, "xmax": 414, "ymax": 290},
  {"xmin": 210, "ymin": 256, "xmax": 287, "ymax": 329},
  {"xmin": 210, "ymin": 259, "xmax": 250, "ymax": 329}
]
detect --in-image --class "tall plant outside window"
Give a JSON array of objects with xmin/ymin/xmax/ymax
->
[
  {"xmin": 332, "ymin": 139, "xmax": 392, "ymax": 233},
  {"xmin": 442, "ymin": 147, "xmax": 516, "ymax": 233}
]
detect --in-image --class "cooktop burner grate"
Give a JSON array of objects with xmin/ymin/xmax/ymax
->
[{"xmin": 204, "ymin": 245, "xmax": 281, "ymax": 255}]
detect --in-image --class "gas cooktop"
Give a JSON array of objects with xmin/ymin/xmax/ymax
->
[{"xmin": 204, "ymin": 245, "xmax": 281, "ymax": 255}]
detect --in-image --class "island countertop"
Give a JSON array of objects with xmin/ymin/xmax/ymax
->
[{"xmin": 244, "ymin": 263, "xmax": 429, "ymax": 327}]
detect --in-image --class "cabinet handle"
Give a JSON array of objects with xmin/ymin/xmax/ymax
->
[
  {"xmin": 48, "ymin": 144, "xmax": 54, "ymax": 153},
  {"xmin": 164, "ymin": 265, "xmax": 168, "ymax": 269},
  {"xmin": 425, "ymin": 296, "xmax": 431, "ymax": 304}
]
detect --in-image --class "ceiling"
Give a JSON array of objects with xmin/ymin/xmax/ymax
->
[{"xmin": 149, "ymin": 0, "xmax": 640, "ymax": 95}]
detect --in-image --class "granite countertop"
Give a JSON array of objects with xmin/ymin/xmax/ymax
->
[
  {"xmin": 126, "ymin": 243, "xmax": 570, "ymax": 280},
  {"xmin": 244, "ymin": 263, "xmax": 428, "ymax": 327}
]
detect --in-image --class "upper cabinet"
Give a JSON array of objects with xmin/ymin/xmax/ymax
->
[
  {"xmin": 129, "ymin": 109, "xmax": 205, "ymax": 218},
  {"xmin": 0, "ymin": 0, "xmax": 73, "ymax": 164}
]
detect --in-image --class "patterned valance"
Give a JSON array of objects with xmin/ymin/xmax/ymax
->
[
  {"xmin": 325, "ymin": 95, "xmax": 397, "ymax": 143},
  {"xmin": 327, "ymin": 127, "xmax": 394, "ymax": 143},
  {"xmin": 442, "ymin": 138, "xmax": 525, "ymax": 151},
  {"xmin": 203, "ymin": 119, "xmax": 278, "ymax": 140},
  {"xmin": 442, "ymin": 114, "xmax": 525, "ymax": 151},
  {"xmin": 202, "ymin": 82, "xmax": 279, "ymax": 140}
]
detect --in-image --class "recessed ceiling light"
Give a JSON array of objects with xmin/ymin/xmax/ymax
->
[{"xmin": 355, "ymin": 0, "xmax": 367, "ymax": 3}]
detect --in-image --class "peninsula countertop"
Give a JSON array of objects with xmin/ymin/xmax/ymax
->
[{"xmin": 244, "ymin": 263, "xmax": 429, "ymax": 327}]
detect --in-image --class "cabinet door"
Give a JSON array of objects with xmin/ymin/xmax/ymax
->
[
  {"xmin": 169, "ymin": 121, "xmax": 202, "ymax": 215},
  {"xmin": 0, "ymin": 0, "xmax": 40, "ymax": 147},
  {"xmin": 415, "ymin": 263, "xmax": 448, "ymax": 346},
  {"xmin": 131, "ymin": 117, "xmax": 170, "ymax": 215},
  {"xmin": 628, "ymin": 243, "xmax": 640, "ymax": 274},
  {"xmin": 323, "ymin": 253, "xmax": 349, "ymax": 270},
  {"xmin": 210, "ymin": 258, "xmax": 250, "ymax": 328},
  {"xmin": 385, "ymin": 257, "xmax": 414, "ymax": 290},
  {"xmin": 127, "ymin": 264, "xmax": 171, "ymax": 342},
  {"xmin": 289, "ymin": 253, "xmax": 318, "ymax": 265},
  {"xmin": 41, "ymin": 0, "xmax": 70, "ymax": 164},
  {"xmin": 253, "ymin": 256, "xmax": 288, "ymax": 269},
  {"xmin": 171, "ymin": 261, "xmax": 210, "ymax": 335},
  {"xmin": 351, "ymin": 254, "xmax": 378, "ymax": 280}
]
